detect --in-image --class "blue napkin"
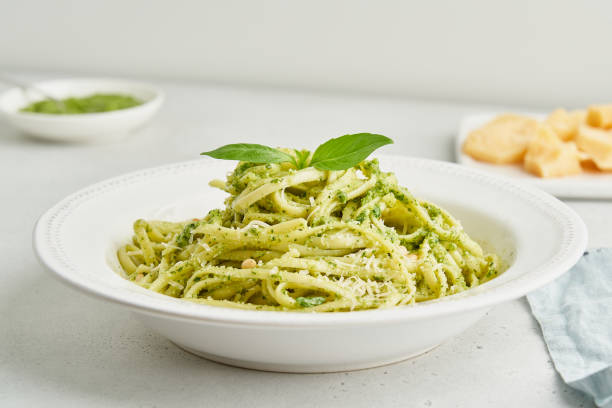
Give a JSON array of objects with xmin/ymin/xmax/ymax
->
[{"xmin": 527, "ymin": 248, "xmax": 612, "ymax": 407}]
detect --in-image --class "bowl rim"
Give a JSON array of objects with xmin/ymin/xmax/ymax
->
[
  {"xmin": 32, "ymin": 155, "xmax": 588, "ymax": 327},
  {"xmin": 0, "ymin": 77, "xmax": 164, "ymax": 119}
]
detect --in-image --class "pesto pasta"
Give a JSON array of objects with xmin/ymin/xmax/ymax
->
[{"xmin": 117, "ymin": 154, "xmax": 501, "ymax": 312}]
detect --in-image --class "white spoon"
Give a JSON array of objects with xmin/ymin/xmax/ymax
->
[{"xmin": 0, "ymin": 74, "xmax": 65, "ymax": 110}]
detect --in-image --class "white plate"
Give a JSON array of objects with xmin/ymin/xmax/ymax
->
[
  {"xmin": 0, "ymin": 78, "xmax": 164, "ymax": 143},
  {"xmin": 456, "ymin": 113, "xmax": 612, "ymax": 199},
  {"xmin": 33, "ymin": 156, "xmax": 587, "ymax": 372}
]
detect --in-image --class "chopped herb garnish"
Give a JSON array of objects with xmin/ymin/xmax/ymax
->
[
  {"xmin": 176, "ymin": 222, "xmax": 198, "ymax": 247},
  {"xmin": 296, "ymin": 296, "xmax": 326, "ymax": 307}
]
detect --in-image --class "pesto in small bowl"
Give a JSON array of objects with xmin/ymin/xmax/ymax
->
[{"xmin": 21, "ymin": 93, "xmax": 143, "ymax": 114}]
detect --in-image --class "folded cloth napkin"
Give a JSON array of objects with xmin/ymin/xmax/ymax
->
[{"xmin": 527, "ymin": 248, "xmax": 612, "ymax": 408}]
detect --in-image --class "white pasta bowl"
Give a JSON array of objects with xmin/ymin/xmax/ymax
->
[
  {"xmin": 0, "ymin": 78, "xmax": 163, "ymax": 142},
  {"xmin": 33, "ymin": 156, "xmax": 587, "ymax": 372}
]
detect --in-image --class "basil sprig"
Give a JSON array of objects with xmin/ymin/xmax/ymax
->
[{"xmin": 200, "ymin": 133, "xmax": 393, "ymax": 171}]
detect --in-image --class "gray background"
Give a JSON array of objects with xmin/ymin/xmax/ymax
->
[{"xmin": 1, "ymin": 0, "xmax": 611, "ymax": 107}]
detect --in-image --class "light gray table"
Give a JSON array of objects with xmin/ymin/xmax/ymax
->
[{"xmin": 1, "ymin": 75, "xmax": 606, "ymax": 407}]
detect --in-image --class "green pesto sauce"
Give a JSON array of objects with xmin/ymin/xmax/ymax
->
[{"xmin": 20, "ymin": 93, "xmax": 143, "ymax": 114}]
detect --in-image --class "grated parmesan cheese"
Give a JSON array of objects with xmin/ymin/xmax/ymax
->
[
  {"xmin": 242, "ymin": 220, "xmax": 270, "ymax": 230},
  {"xmin": 168, "ymin": 280, "xmax": 184, "ymax": 290}
]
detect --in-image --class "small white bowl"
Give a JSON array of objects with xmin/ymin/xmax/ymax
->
[
  {"xmin": 0, "ymin": 78, "xmax": 164, "ymax": 142},
  {"xmin": 33, "ymin": 156, "xmax": 587, "ymax": 372}
]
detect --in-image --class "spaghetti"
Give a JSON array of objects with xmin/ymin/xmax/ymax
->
[{"xmin": 117, "ymin": 155, "xmax": 501, "ymax": 311}]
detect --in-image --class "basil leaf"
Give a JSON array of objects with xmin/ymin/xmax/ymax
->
[
  {"xmin": 296, "ymin": 296, "xmax": 326, "ymax": 308},
  {"xmin": 309, "ymin": 133, "xmax": 393, "ymax": 170},
  {"xmin": 201, "ymin": 143, "xmax": 295, "ymax": 165}
]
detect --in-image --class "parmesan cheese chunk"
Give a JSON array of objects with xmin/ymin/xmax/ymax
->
[
  {"xmin": 524, "ymin": 125, "xmax": 582, "ymax": 178},
  {"xmin": 575, "ymin": 124, "xmax": 612, "ymax": 170},
  {"xmin": 545, "ymin": 108, "xmax": 586, "ymax": 141},
  {"xmin": 463, "ymin": 114, "xmax": 538, "ymax": 164},
  {"xmin": 586, "ymin": 105, "xmax": 612, "ymax": 129}
]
